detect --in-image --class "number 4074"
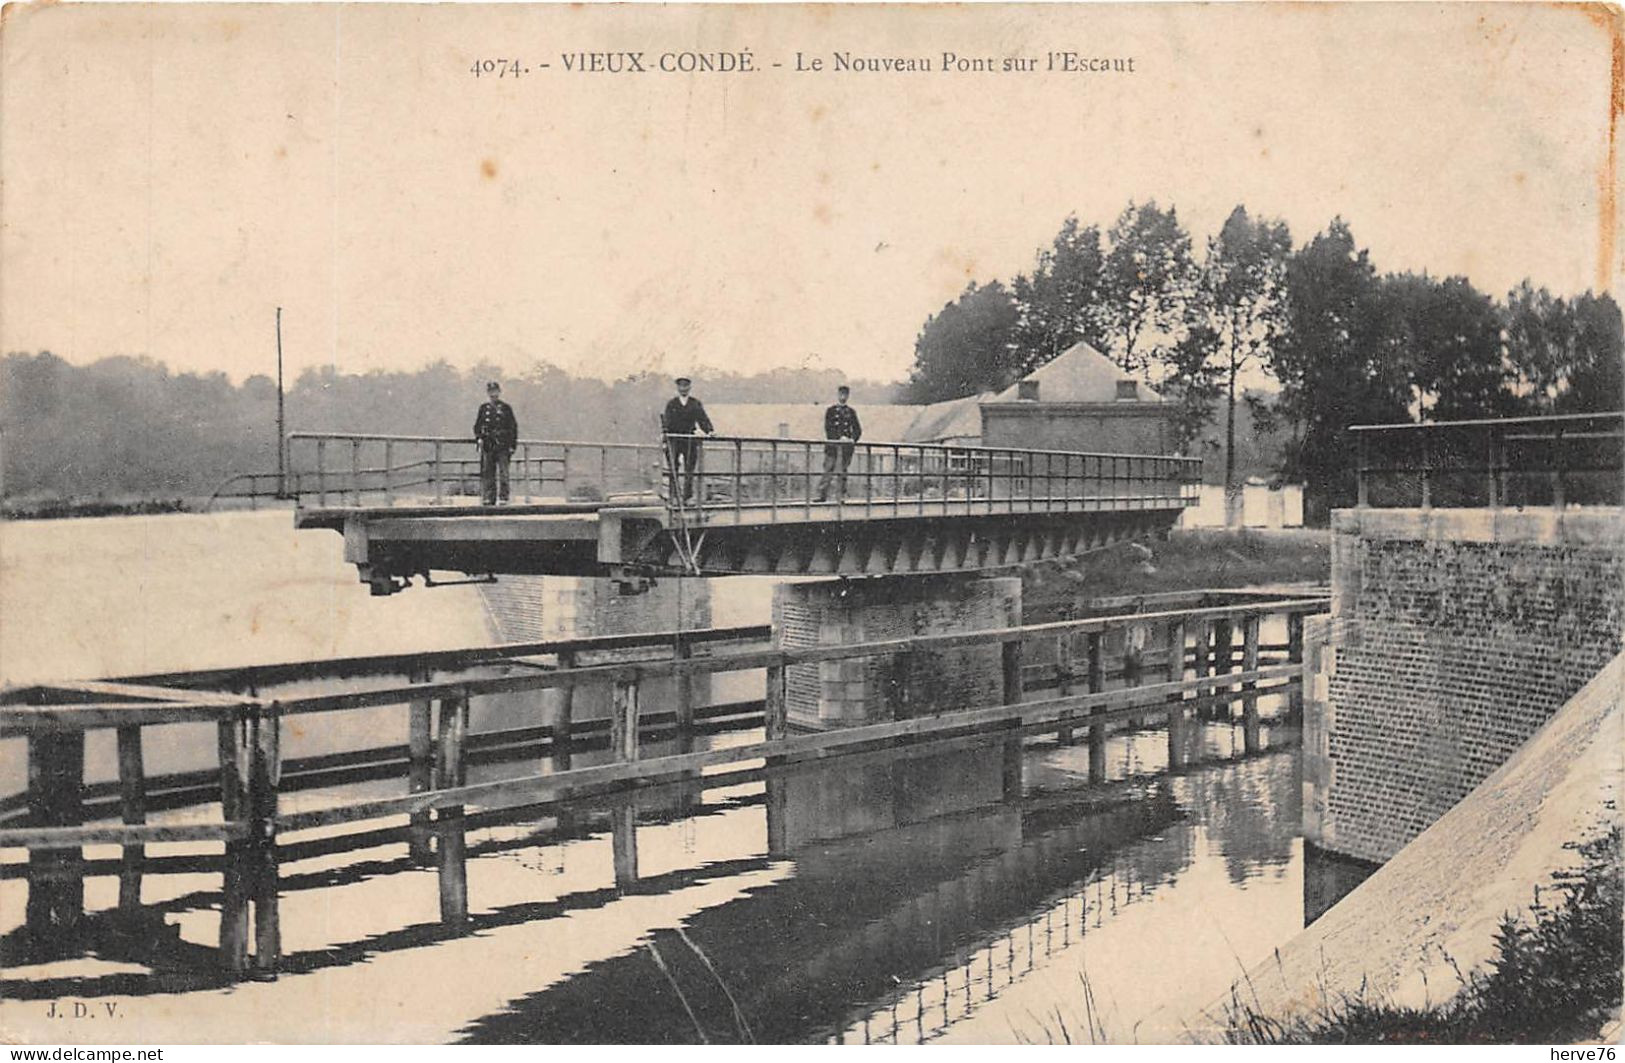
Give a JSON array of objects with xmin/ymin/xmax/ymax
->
[{"xmin": 471, "ymin": 59, "xmax": 527, "ymax": 77}]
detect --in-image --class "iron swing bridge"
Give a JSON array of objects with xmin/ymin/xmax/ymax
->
[{"xmin": 271, "ymin": 431, "xmax": 1201, "ymax": 593}]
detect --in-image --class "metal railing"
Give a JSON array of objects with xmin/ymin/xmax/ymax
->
[
  {"xmin": 276, "ymin": 431, "xmax": 1202, "ymax": 518},
  {"xmin": 659, "ymin": 433, "xmax": 1201, "ymax": 521},
  {"xmin": 284, "ymin": 433, "xmax": 665, "ymax": 508},
  {"xmin": 205, "ymin": 471, "xmax": 291, "ymax": 511},
  {"xmin": 1352, "ymin": 412, "xmax": 1623, "ymax": 510}
]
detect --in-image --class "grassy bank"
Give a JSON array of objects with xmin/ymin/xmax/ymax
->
[
  {"xmin": 1223, "ymin": 825, "xmax": 1623, "ymax": 1045},
  {"xmin": 1, "ymin": 497, "xmax": 194, "ymax": 521},
  {"xmin": 1021, "ymin": 528, "xmax": 1331, "ymax": 623}
]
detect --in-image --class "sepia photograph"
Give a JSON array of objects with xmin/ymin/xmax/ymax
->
[{"xmin": 0, "ymin": 0, "xmax": 1620, "ymax": 1048}]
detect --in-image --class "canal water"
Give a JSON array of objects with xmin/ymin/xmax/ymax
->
[{"xmin": 0, "ymin": 510, "xmax": 1317, "ymax": 1043}]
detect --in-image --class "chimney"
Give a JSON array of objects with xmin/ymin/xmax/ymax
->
[
  {"xmin": 1017, "ymin": 380, "xmax": 1040, "ymax": 402},
  {"xmin": 1115, "ymin": 380, "xmax": 1139, "ymax": 401}
]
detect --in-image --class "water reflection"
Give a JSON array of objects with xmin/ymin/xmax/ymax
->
[
  {"xmin": 454, "ymin": 723, "xmax": 1303, "ymax": 1044},
  {"xmin": 2, "ymin": 511, "xmax": 1326, "ymax": 1043},
  {"xmin": 1, "ymin": 717, "xmax": 1309, "ymax": 1043}
]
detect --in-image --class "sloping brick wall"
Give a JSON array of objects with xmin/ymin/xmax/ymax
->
[{"xmin": 1304, "ymin": 508, "xmax": 1623, "ymax": 863}]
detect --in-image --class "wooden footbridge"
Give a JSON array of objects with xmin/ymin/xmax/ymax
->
[
  {"xmin": 1, "ymin": 590, "xmax": 1323, "ymax": 982},
  {"xmin": 265, "ymin": 433, "xmax": 1200, "ymax": 593}
]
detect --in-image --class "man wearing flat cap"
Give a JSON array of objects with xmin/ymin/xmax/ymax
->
[
  {"xmin": 661, "ymin": 375, "xmax": 714, "ymax": 504},
  {"xmin": 473, "ymin": 380, "xmax": 519, "ymax": 506}
]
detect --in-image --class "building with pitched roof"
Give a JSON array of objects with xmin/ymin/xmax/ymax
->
[{"xmin": 710, "ymin": 341, "xmax": 1172, "ymax": 453}]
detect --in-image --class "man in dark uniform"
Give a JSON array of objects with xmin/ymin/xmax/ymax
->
[
  {"xmin": 473, "ymin": 380, "xmax": 519, "ymax": 505},
  {"xmin": 817, "ymin": 385, "xmax": 862, "ymax": 502},
  {"xmin": 661, "ymin": 375, "xmax": 714, "ymax": 503}
]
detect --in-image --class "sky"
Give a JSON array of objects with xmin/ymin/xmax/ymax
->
[{"xmin": 2, "ymin": 2, "xmax": 1618, "ymax": 385}]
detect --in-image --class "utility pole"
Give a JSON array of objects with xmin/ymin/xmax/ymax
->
[{"xmin": 276, "ymin": 306, "xmax": 287, "ymax": 498}]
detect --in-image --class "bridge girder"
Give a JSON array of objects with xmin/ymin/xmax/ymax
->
[{"xmin": 636, "ymin": 510, "xmax": 1178, "ymax": 577}]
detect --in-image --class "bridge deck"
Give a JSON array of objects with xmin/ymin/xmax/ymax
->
[
  {"xmin": 298, "ymin": 490, "xmax": 1188, "ymax": 529},
  {"xmin": 273, "ymin": 432, "xmax": 1199, "ymax": 587}
]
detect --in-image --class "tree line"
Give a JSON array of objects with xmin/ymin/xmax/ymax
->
[
  {"xmin": 901, "ymin": 205, "xmax": 1623, "ymax": 517},
  {"xmin": 0, "ymin": 353, "xmax": 896, "ymax": 501}
]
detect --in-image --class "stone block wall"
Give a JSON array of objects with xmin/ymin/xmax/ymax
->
[
  {"xmin": 479, "ymin": 575, "xmax": 712, "ymax": 642},
  {"xmin": 1304, "ymin": 507, "xmax": 1623, "ymax": 863},
  {"xmin": 774, "ymin": 576, "xmax": 1022, "ymax": 730},
  {"xmin": 475, "ymin": 575, "xmax": 714, "ymax": 733}
]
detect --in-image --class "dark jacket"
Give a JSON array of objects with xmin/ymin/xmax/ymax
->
[
  {"xmin": 662, "ymin": 396, "xmax": 715, "ymax": 437},
  {"xmin": 824, "ymin": 403, "xmax": 862, "ymax": 442},
  {"xmin": 473, "ymin": 399, "xmax": 519, "ymax": 451}
]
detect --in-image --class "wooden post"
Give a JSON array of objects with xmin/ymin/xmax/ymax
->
[
  {"xmin": 554, "ymin": 651, "xmax": 575, "ymax": 771},
  {"xmin": 26, "ymin": 731, "xmax": 86, "ymax": 947},
  {"xmin": 216, "ymin": 719, "xmax": 251, "ymax": 973},
  {"xmin": 611, "ymin": 679, "xmax": 640, "ymax": 762},
  {"xmin": 407, "ymin": 669, "xmax": 434, "ymax": 864},
  {"xmin": 1002, "ymin": 733, "xmax": 1023, "ymax": 802},
  {"xmin": 1124, "ymin": 623, "xmax": 1146, "ymax": 727},
  {"xmin": 764, "ymin": 776, "xmax": 790, "ymax": 857},
  {"xmin": 674, "ymin": 638, "xmax": 695, "ymax": 734},
  {"xmin": 1188, "ymin": 619, "xmax": 1209, "ymax": 723},
  {"xmin": 1212, "ymin": 618, "xmax": 1234, "ymax": 721},
  {"xmin": 116, "ymin": 725, "xmax": 147, "ymax": 917},
  {"xmin": 764, "ymin": 663, "xmax": 788, "ymax": 742},
  {"xmin": 249, "ymin": 713, "xmax": 282, "ymax": 976},
  {"xmin": 1286, "ymin": 612, "xmax": 1305, "ymax": 721},
  {"xmin": 1165, "ymin": 621, "xmax": 1187, "ymax": 770},
  {"xmin": 1085, "ymin": 631, "xmax": 1106, "ymax": 783},
  {"xmin": 434, "ymin": 695, "xmax": 469, "ymax": 929},
  {"xmin": 1242, "ymin": 615, "xmax": 1262, "ymax": 754},
  {"xmin": 1001, "ymin": 639, "xmax": 1023, "ymax": 706},
  {"xmin": 610, "ymin": 802, "xmax": 639, "ymax": 892},
  {"xmin": 1055, "ymin": 634, "xmax": 1075, "ymax": 746}
]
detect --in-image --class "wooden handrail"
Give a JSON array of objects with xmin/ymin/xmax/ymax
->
[
  {"xmin": 1, "ymin": 596, "xmax": 1324, "ymax": 733},
  {"xmin": 274, "ymin": 663, "xmax": 1301, "ymax": 833},
  {"xmin": 4, "ymin": 589, "xmax": 1323, "ymax": 980}
]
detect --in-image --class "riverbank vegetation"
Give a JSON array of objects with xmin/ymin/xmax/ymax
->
[
  {"xmin": 1, "ymin": 496, "xmax": 194, "ymax": 521},
  {"xmin": 902, "ymin": 206, "xmax": 1621, "ymax": 522},
  {"xmin": 1222, "ymin": 824, "xmax": 1622, "ymax": 1045},
  {"xmin": 1021, "ymin": 528, "xmax": 1330, "ymax": 623},
  {"xmin": 6, "ymin": 211, "xmax": 1616, "ymax": 521},
  {"xmin": 0, "ymin": 355, "xmax": 900, "ymax": 504}
]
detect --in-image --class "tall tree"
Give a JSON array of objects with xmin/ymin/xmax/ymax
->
[
  {"xmin": 1502, "ymin": 280, "xmax": 1573, "ymax": 412},
  {"xmin": 1176, "ymin": 205, "xmax": 1292, "ymax": 523},
  {"xmin": 1394, "ymin": 273, "xmax": 1510, "ymax": 421},
  {"xmin": 1100, "ymin": 200, "xmax": 1196, "ymax": 383},
  {"xmin": 1503, "ymin": 283, "xmax": 1624, "ymax": 413},
  {"xmin": 1010, "ymin": 216, "xmax": 1108, "ymax": 376},
  {"xmin": 1270, "ymin": 219, "xmax": 1413, "ymax": 517},
  {"xmin": 1559, "ymin": 291, "xmax": 1625, "ymax": 412},
  {"xmin": 899, "ymin": 280, "xmax": 1020, "ymax": 403}
]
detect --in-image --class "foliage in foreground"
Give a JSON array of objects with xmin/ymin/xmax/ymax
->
[{"xmin": 1223, "ymin": 824, "xmax": 1623, "ymax": 1045}]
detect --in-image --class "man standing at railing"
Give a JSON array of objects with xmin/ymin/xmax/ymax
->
[
  {"xmin": 661, "ymin": 374, "xmax": 714, "ymax": 503},
  {"xmin": 817, "ymin": 385, "xmax": 863, "ymax": 502},
  {"xmin": 473, "ymin": 380, "xmax": 519, "ymax": 506}
]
